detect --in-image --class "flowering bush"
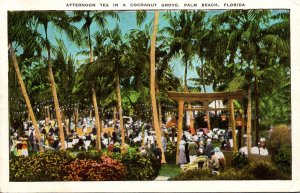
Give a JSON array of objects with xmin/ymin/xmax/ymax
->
[
  {"xmin": 10, "ymin": 150, "xmax": 74, "ymax": 181},
  {"xmin": 63, "ymin": 156, "xmax": 127, "ymax": 181}
]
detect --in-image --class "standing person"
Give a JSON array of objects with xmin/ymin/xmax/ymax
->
[
  {"xmin": 28, "ymin": 127, "xmax": 35, "ymax": 151},
  {"xmin": 214, "ymin": 147, "xmax": 226, "ymax": 171},
  {"xmin": 205, "ymin": 138, "xmax": 213, "ymax": 158},
  {"xmin": 178, "ymin": 139, "xmax": 187, "ymax": 167},
  {"xmin": 198, "ymin": 140, "xmax": 205, "ymax": 155},
  {"xmin": 21, "ymin": 137, "xmax": 29, "ymax": 156},
  {"xmin": 188, "ymin": 138, "xmax": 198, "ymax": 163},
  {"xmin": 161, "ymin": 135, "xmax": 167, "ymax": 153},
  {"xmin": 112, "ymin": 129, "xmax": 117, "ymax": 143},
  {"xmin": 225, "ymin": 139, "xmax": 231, "ymax": 151},
  {"xmin": 182, "ymin": 135, "xmax": 190, "ymax": 163},
  {"xmin": 209, "ymin": 150, "xmax": 219, "ymax": 173}
]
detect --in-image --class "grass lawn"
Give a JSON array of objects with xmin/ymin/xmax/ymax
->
[{"xmin": 159, "ymin": 164, "xmax": 181, "ymax": 177}]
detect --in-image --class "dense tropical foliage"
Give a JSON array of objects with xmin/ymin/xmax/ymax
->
[{"xmin": 8, "ymin": 10, "xmax": 290, "ymax": 181}]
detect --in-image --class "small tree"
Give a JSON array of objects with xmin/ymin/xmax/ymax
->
[
  {"xmin": 266, "ymin": 124, "xmax": 291, "ymax": 173},
  {"xmin": 266, "ymin": 124, "xmax": 291, "ymax": 155}
]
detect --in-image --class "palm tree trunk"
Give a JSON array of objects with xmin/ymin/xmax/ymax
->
[
  {"xmin": 74, "ymin": 105, "xmax": 78, "ymax": 130},
  {"xmin": 46, "ymin": 45, "xmax": 66, "ymax": 149},
  {"xmin": 247, "ymin": 84, "xmax": 252, "ymax": 158},
  {"xmin": 150, "ymin": 10, "xmax": 166, "ymax": 163},
  {"xmin": 92, "ymin": 88, "xmax": 102, "ymax": 151},
  {"xmin": 201, "ymin": 65, "xmax": 206, "ymax": 93},
  {"xmin": 9, "ymin": 42, "xmax": 43, "ymax": 153},
  {"xmin": 229, "ymin": 99, "xmax": 237, "ymax": 152},
  {"xmin": 254, "ymin": 75, "xmax": 259, "ymax": 146},
  {"xmin": 113, "ymin": 107, "xmax": 117, "ymax": 128},
  {"xmin": 87, "ymin": 22, "xmax": 103, "ymax": 151},
  {"xmin": 155, "ymin": 83, "xmax": 163, "ymax": 128},
  {"xmin": 176, "ymin": 100, "xmax": 184, "ymax": 164},
  {"xmin": 116, "ymin": 70, "xmax": 125, "ymax": 151},
  {"xmin": 253, "ymin": 55, "xmax": 259, "ymax": 146},
  {"xmin": 43, "ymin": 23, "xmax": 66, "ymax": 149},
  {"xmin": 184, "ymin": 59, "xmax": 188, "ymax": 92}
]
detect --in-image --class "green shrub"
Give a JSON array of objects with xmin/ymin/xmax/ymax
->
[
  {"xmin": 169, "ymin": 167, "xmax": 254, "ymax": 181},
  {"xmin": 216, "ymin": 168, "xmax": 254, "ymax": 180},
  {"xmin": 165, "ymin": 142, "xmax": 176, "ymax": 164},
  {"xmin": 63, "ymin": 156, "xmax": 127, "ymax": 181},
  {"xmin": 231, "ymin": 151, "xmax": 249, "ymax": 169},
  {"xmin": 10, "ymin": 150, "xmax": 74, "ymax": 181},
  {"xmin": 170, "ymin": 160, "xmax": 290, "ymax": 180},
  {"xmin": 76, "ymin": 151, "xmax": 102, "ymax": 160},
  {"xmin": 273, "ymin": 145, "xmax": 291, "ymax": 173},
  {"xmin": 266, "ymin": 124, "xmax": 291, "ymax": 155},
  {"xmin": 169, "ymin": 168, "xmax": 213, "ymax": 180},
  {"xmin": 244, "ymin": 160, "xmax": 289, "ymax": 180},
  {"xmin": 113, "ymin": 149, "xmax": 161, "ymax": 180},
  {"xmin": 266, "ymin": 124, "xmax": 291, "ymax": 174}
]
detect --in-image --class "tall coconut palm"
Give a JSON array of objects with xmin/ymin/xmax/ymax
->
[
  {"xmin": 150, "ymin": 11, "xmax": 166, "ymax": 163},
  {"xmin": 8, "ymin": 11, "xmax": 44, "ymax": 152},
  {"xmin": 52, "ymin": 39, "xmax": 78, "ymax": 133},
  {"xmin": 94, "ymin": 26, "xmax": 129, "ymax": 151},
  {"xmin": 164, "ymin": 11, "xmax": 198, "ymax": 92},
  {"xmin": 164, "ymin": 11, "xmax": 208, "ymax": 136},
  {"xmin": 71, "ymin": 11, "xmax": 119, "ymax": 150},
  {"xmin": 123, "ymin": 25, "xmax": 151, "ymax": 124},
  {"xmin": 219, "ymin": 10, "xmax": 289, "ymax": 151},
  {"xmin": 28, "ymin": 11, "xmax": 82, "ymax": 149}
]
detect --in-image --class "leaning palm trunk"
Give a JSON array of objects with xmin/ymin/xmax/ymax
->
[
  {"xmin": 150, "ymin": 11, "xmax": 166, "ymax": 163},
  {"xmin": 9, "ymin": 43, "xmax": 44, "ymax": 153},
  {"xmin": 46, "ymin": 45, "xmax": 66, "ymax": 149},
  {"xmin": 88, "ymin": 25, "xmax": 102, "ymax": 151},
  {"xmin": 155, "ymin": 83, "xmax": 163, "ymax": 128},
  {"xmin": 116, "ymin": 71, "xmax": 125, "ymax": 151},
  {"xmin": 247, "ymin": 84, "xmax": 252, "ymax": 157},
  {"xmin": 254, "ymin": 75, "xmax": 259, "ymax": 145},
  {"xmin": 92, "ymin": 88, "xmax": 102, "ymax": 151}
]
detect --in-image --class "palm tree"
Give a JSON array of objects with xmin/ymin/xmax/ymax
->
[
  {"xmin": 150, "ymin": 11, "xmax": 166, "ymax": 163},
  {"xmin": 94, "ymin": 26, "xmax": 129, "ymax": 151},
  {"xmin": 164, "ymin": 11, "xmax": 209, "ymax": 137},
  {"xmin": 52, "ymin": 39, "xmax": 78, "ymax": 133},
  {"xmin": 8, "ymin": 11, "xmax": 44, "ymax": 152},
  {"xmin": 28, "ymin": 11, "xmax": 82, "ymax": 149},
  {"xmin": 123, "ymin": 26, "xmax": 151, "ymax": 122},
  {"xmin": 164, "ymin": 11, "xmax": 198, "ymax": 92},
  {"xmin": 212, "ymin": 10, "xmax": 289, "ymax": 152},
  {"xmin": 71, "ymin": 11, "xmax": 119, "ymax": 150}
]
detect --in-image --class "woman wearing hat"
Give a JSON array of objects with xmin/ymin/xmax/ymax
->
[{"xmin": 178, "ymin": 139, "xmax": 187, "ymax": 167}]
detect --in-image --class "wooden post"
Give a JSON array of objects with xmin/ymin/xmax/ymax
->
[
  {"xmin": 176, "ymin": 100, "xmax": 184, "ymax": 164},
  {"xmin": 230, "ymin": 99, "xmax": 238, "ymax": 152},
  {"xmin": 204, "ymin": 101, "xmax": 211, "ymax": 131},
  {"xmin": 188, "ymin": 103, "xmax": 195, "ymax": 135}
]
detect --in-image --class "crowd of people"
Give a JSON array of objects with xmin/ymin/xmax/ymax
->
[
  {"xmin": 11, "ymin": 116, "xmax": 267, "ymax": 175},
  {"xmin": 177, "ymin": 129, "xmax": 228, "ymax": 173}
]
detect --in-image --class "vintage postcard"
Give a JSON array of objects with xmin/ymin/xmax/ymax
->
[{"xmin": 0, "ymin": 0, "xmax": 299, "ymax": 192}]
